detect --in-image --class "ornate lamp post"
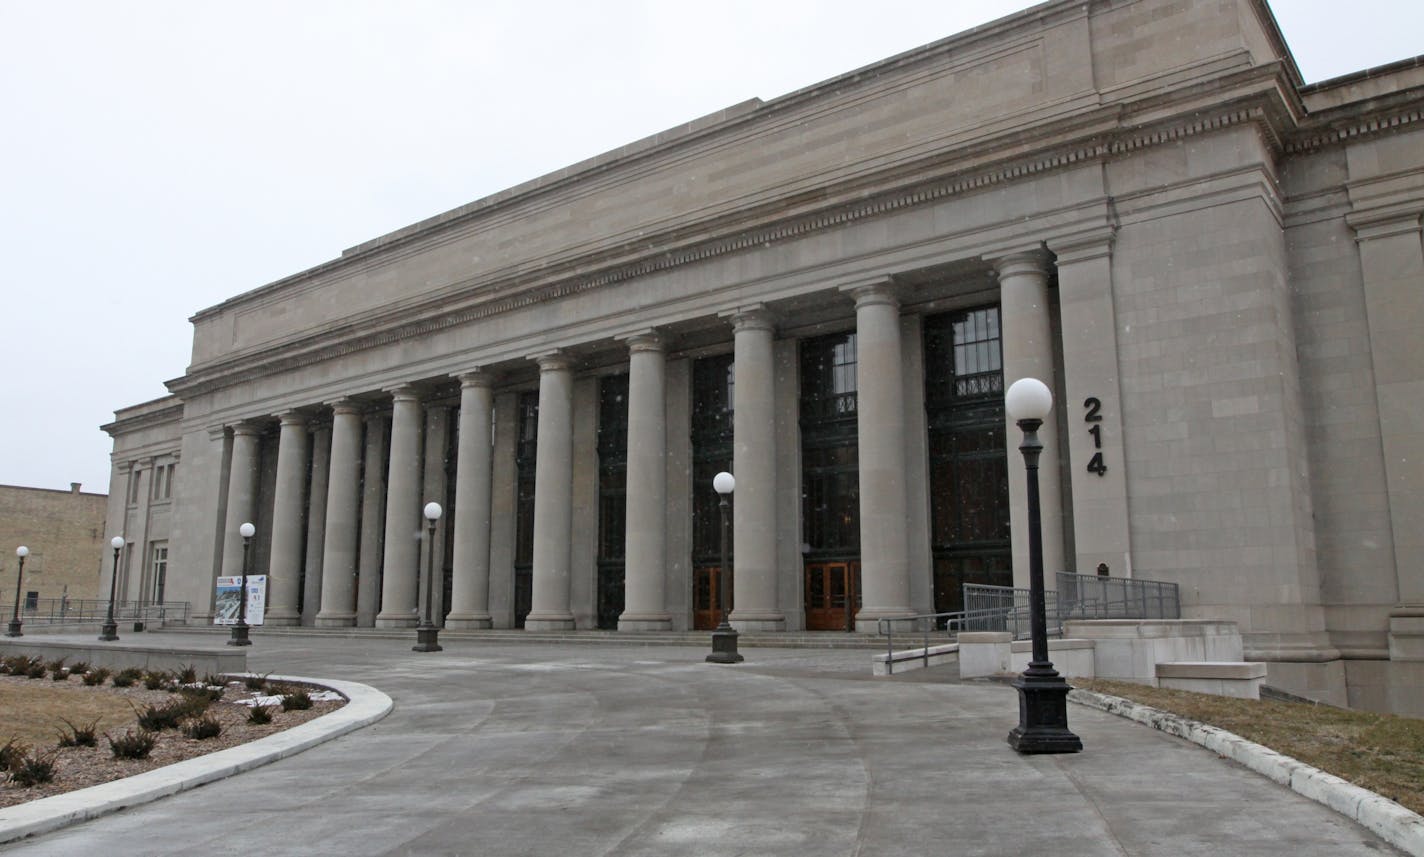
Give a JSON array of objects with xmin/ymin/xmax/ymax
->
[
  {"xmin": 227, "ymin": 522, "xmax": 255, "ymax": 646},
  {"xmin": 7, "ymin": 546, "xmax": 29, "ymax": 637},
  {"xmin": 706, "ymin": 471, "xmax": 743, "ymax": 664},
  {"xmin": 1004, "ymin": 378, "xmax": 1081, "ymax": 754},
  {"xmin": 413, "ymin": 501, "xmax": 444, "ymax": 652},
  {"xmin": 100, "ymin": 536, "xmax": 124, "ymax": 641}
]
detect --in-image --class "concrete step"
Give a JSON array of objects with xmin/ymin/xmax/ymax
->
[{"xmin": 165, "ymin": 625, "xmax": 889, "ymax": 650}]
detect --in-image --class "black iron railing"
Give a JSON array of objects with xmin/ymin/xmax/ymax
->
[{"xmin": 0, "ymin": 598, "xmax": 191, "ymax": 628}]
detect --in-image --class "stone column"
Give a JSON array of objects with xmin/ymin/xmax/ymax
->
[
  {"xmin": 728, "ymin": 306, "xmax": 785, "ymax": 630},
  {"xmin": 1048, "ymin": 235, "xmax": 1133, "ymax": 579},
  {"xmin": 301, "ymin": 422, "xmax": 331, "ymax": 626},
  {"xmin": 526, "ymin": 351, "xmax": 576, "ymax": 631},
  {"xmin": 1351, "ymin": 212, "xmax": 1424, "ymax": 658},
  {"xmin": 995, "ymin": 251, "xmax": 1067, "ymax": 588},
  {"xmin": 317, "ymin": 401, "xmax": 363, "ymax": 627},
  {"xmin": 846, "ymin": 282, "xmax": 913, "ymax": 631},
  {"xmin": 221, "ymin": 422, "xmax": 263, "ymax": 579},
  {"xmin": 619, "ymin": 332, "xmax": 672, "ymax": 630},
  {"xmin": 420, "ymin": 404, "xmax": 451, "ymax": 622},
  {"xmin": 265, "ymin": 411, "xmax": 308, "ymax": 626},
  {"xmin": 356, "ymin": 413, "xmax": 388, "ymax": 627},
  {"xmin": 377, "ymin": 385, "xmax": 425, "ymax": 628},
  {"xmin": 447, "ymin": 370, "xmax": 495, "ymax": 629}
]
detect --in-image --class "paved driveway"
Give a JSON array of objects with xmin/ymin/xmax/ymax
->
[{"xmin": 2, "ymin": 633, "xmax": 1401, "ymax": 856}]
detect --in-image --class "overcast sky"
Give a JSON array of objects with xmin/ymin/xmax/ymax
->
[{"xmin": 1, "ymin": 1, "xmax": 1419, "ymax": 497}]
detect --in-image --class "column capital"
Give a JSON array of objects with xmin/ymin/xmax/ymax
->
[
  {"xmin": 456, "ymin": 368, "xmax": 496, "ymax": 388},
  {"xmin": 617, "ymin": 329, "xmax": 665, "ymax": 353},
  {"xmin": 230, "ymin": 420, "xmax": 264, "ymax": 438},
  {"xmin": 136, "ymin": 456, "xmax": 155, "ymax": 468},
  {"xmin": 1045, "ymin": 229, "xmax": 1115, "ymax": 266},
  {"xmin": 326, "ymin": 398, "xmax": 364, "ymax": 417},
  {"xmin": 720, "ymin": 304, "xmax": 776, "ymax": 334},
  {"xmin": 384, "ymin": 383, "xmax": 422, "ymax": 403},
  {"xmin": 115, "ymin": 460, "xmax": 134, "ymax": 474},
  {"xmin": 839, "ymin": 277, "xmax": 899, "ymax": 310},
  {"xmin": 1347, "ymin": 208, "xmax": 1422, "ymax": 242},
  {"xmin": 988, "ymin": 249, "xmax": 1052, "ymax": 280},
  {"xmin": 530, "ymin": 349, "xmax": 573, "ymax": 372},
  {"xmin": 275, "ymin": 410, "xmax": 308, "ymax": 428}
]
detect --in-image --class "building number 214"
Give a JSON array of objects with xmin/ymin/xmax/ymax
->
[{"xmin": 1083, "ymin": 397, "xmax": 1107, "ymax": 477}]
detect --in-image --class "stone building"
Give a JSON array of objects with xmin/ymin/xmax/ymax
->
[
  {"xmin": 0, "ymin": 483, "xmax": 107, "ymax": 608},
  {"xmin": 103, "ymin": 0, "xmax": 1424, "ymax": 712}
]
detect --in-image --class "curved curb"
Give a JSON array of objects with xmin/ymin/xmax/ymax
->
[
  {"xmin": 0, "ymin": 674, "xmax": 393, "ymax": 846},
  {"xmin": 1070, "ymin": 688, "xmax": 1424, "ymax": 857}
]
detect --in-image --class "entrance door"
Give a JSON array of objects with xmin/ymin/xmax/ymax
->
[
  {"xmin": 597, "ymin": 562, "xmax": 624, "ymax": 630},
  {"xmin": 693, "ymin": 566, "xmax": 724, "ymax": 630},
  {"xmin": 804, "ymin": 561, "xmax": 860, "ymax": 631}
]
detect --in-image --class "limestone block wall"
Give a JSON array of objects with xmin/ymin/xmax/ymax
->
[{"xmin": 0, "ymin": 483, "xmax": 107, "ymax": 604}]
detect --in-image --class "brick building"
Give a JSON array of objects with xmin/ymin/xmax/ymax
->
[
  {"xmin": 103, "ymin": 0, "xmax": 1424, "ymax": 712},
  {"xmin": 0, "ymin": 483, "xmax": 107, "ymax": 610}
]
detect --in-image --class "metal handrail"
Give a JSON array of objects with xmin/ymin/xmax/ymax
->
[{"xmin": 0, "ymin": 598, "xmax": 191, "ymax": 628}]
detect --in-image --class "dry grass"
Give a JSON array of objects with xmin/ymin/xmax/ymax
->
[
  {"xmin": 1078, "ymin": 679, "xmax": 1424, "ymax": 816},
  {"xmin": 0, "ymin": 673, "xmax": 342, "ymax": 808}
]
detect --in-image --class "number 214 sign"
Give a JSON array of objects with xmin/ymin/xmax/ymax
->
[{"xmin": 1083, "ymin": 397, "xmax": 1107, "ymax": 477}]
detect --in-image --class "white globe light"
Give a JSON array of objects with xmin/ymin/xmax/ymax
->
[
  {"xmin": 239, "ymin": 522, "xmax": 256, "ymax": 538},
  {"xmin": 16, "ymin": 545, "xmax": 28, "ymax": 558},
  {"xmin": 110, "ymin": 536, "xmax": 125, "ymax": 550},
  {"xmin": 424, "ymin": 501, "xmax": 443, "ymax": 522},
  {"xmin": 713, "ymin": 471, "xmax": 735, "ymax": 495},
  {"xmin": 1005, "ymin": 377, "xmax": 1053, "ymax": 421}
]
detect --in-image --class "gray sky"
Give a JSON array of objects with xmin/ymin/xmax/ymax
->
[{"xmin": 1, "ymin": 1, "xmax": 1420, "ymax": 496}]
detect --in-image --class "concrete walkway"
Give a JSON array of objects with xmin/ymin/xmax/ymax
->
[{"xmin": 0, "ymin": 633, "xmax": 1405, "ymax": 856}]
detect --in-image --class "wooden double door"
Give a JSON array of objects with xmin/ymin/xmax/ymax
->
[{"xmin": 804, "ymin": 561, "xmax": 861, "ymax": 631}]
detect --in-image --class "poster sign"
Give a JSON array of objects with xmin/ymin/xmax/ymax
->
[{"xmin": 213, "ymin": 575, "xmax": 267, "ymax": 625}]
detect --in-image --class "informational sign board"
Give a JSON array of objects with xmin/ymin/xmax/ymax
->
[{"xmin": 213, "ymin": 575, "xmax": 267, "ymax": 625}]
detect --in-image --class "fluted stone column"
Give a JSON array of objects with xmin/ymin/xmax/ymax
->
[
  {"xmin": 846, "ymin": 282, "xmax": 913, "ymax": 631},
  {"xmin": 995, "ymin": 251, "xmax": 1066, "ymax": 586},
  {"xmin": 447, "ymin": 370, "xmax": 495, "ymax": 629},
  {"xmin": 265, "ymin": 411, "xmax": 308, "ymax": 625},
  {"xmin": 301, "ymin": 422, "xmax": 331, "ymax": 625},
  {"xmin": 221, "ymin": 422, "xmax": 263, "ymax": 580},
  {"xmin": 728, "ymin": 307, "xmax": 785, "ymax": 630},
  {"xmin": 526, "ymin": 352, "xmax": 576, "ymax": 631},
  {"xmin": 356, "ymin": 413, "xmax": 388, "ymax": 627},
  {"xmin": 620, "ymin": 332, "xmax": 672, "ymax": 631},
  {"xmin": 317, "ymin": 401, "xmax": 363, "ymax": 627},
  {"xmin": 377, "ymin": 385, "xmax": 425, "ymax": 628}
]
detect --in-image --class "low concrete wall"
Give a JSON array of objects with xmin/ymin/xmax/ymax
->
[
  {"xmin": 1157, "ymin": 661, "xmax": 1266, "ymax": 699},
  {"xmin": 1010, "ymin": 639, "xmax": 1095, "ymax": 678},
  {"xmin": 0, "ymin": 635, "xmax": 246, "ymax": 676},
  {"xmin": 959, "ymin": 634, "xmax": 1096, "ymax": 680},
  {"xmin": 871, "ymin": 643, "xmax": 958, "ymax": 676},
  {"xmin": 1063, "ymin": 619, "xmax": 1243, "ymax": 686}
]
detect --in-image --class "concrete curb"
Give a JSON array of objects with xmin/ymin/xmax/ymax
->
[
  {"xmin": 0, "ymin": 674, "xmax": 393, "ymax": 846},
  {"xmin": 1070, "ymin": 688, "xmax": 1424, "ymax": 857}
]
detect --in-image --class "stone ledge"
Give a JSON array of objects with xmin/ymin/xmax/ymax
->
[
  {"xmin": 1156, "ymin": 661, "xmax": 1268, "ymax": 679},
  {"xmin": 1070, "ymin": 689, "xmax": 1424, "ymax": 857}
]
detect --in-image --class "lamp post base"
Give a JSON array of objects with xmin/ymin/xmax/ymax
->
[
  {"xmin": 227, "ymin": 623, "xmax": 252, "ymax": 647},
  {"xmin": 413, "ymin": 625, "xmax": 443, "ymax": 652},
  {"xmin": 705, "ymin": 627, "xmax": 744, "ymax": 664},
  {"xmin": 98, "ymin": 622, "xmax": 119, "ymax": 642},
  {"xmin": 5, "ymin": 620, "xmax": 21, "ymax": 638},
  {"xmin": 1006, "ymin": 673, "xmax": 1082, "ymax": 754}
]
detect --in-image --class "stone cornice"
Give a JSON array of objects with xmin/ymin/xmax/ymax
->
[
  {"xmin": 1285, "ymin": 100, "xmax": 1424, "ymax": 156},
  {"xmin": 101, "ymin": 399, "xmax": 186, "ymax": 438},
  {"xmin": 168, "ymin": 72, "xmax": 1304, "ymax": 400}
]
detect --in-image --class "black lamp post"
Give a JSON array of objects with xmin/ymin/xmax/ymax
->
[
  {"xmin": 227, "ymin": 522, "xmax": 255, "ymax": 646},
  {"xmin": 1004, "ymin": 377, "xmax": 1081, "ymax": 754},
  {"xmin": 706, "ymin": 471, "xmax": 743, "ymax": 664},
  {"xmin": 6, "ymin": 545, "xmax": 29, "ymax": 637},
  {"xmin": 99, "ymin": 536, "xmax": 124, "ymax": 641},
  {"xmin": 413, "ymin": 501, "xmax": 444, "ymax": 652}
]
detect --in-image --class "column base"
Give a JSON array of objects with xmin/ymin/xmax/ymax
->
[
  {"xmin": 729, "ymin": 610, "xmax": 784, "ymax": 633},
  {"xmin": 619, "ymin": 613, "xmax": 672, "ymax": 632},
  {"xmin": 1388, "ymin": 606, "xmax": 1424, "ymax": 661},
  {"xmin": 314, "ymin": 613, "xmax": 356, "ymax": 628},
  {"xmin": 524, "ymin": 613, "xmax": 575, "ymax": 631},
  {"xmin": 444, "ymin": 613, "xmax": 493, "ymax": 630},
  {"xmin": 375, "ymin": 614, "xmax": 418, "ymax": 629},
  {"xmin": 263, "ymin": 611, "xmax": 301, "ymax": 627}
]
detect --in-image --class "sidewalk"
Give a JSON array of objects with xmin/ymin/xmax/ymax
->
[{"xmin": 0, "ymin": 632, "xmax": 1406, "ymax": 856}]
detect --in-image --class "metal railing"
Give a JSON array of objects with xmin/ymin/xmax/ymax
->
[
  {"xmin": 875, "ymin": 573, "xmax": 1180, "ymax": 674},
  {"xmin": 1054, "ymin": 573, "xmax": 1179, "ymax": 622},
  {"xmin": 0, "ymin": 598, "xmax": 191, "ymax": 628}
]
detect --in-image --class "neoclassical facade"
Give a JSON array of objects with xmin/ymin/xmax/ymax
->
[{"xmin": 104, "ymin": 0, "xmax": 1424, "ymax": 712}]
